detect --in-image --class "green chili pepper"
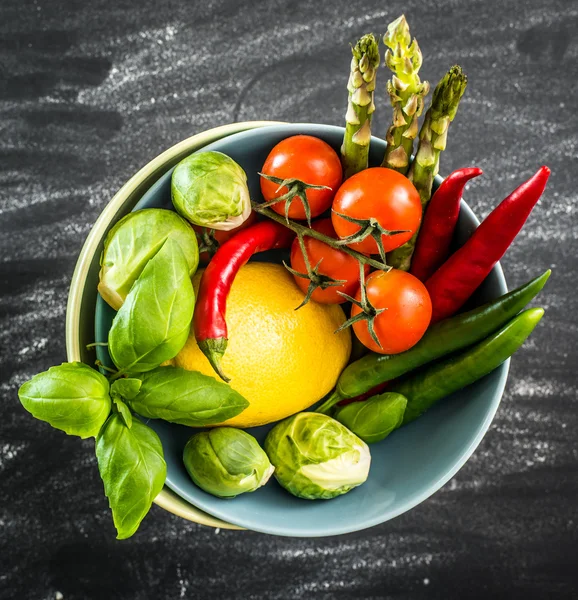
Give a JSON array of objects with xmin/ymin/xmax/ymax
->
[
  {"xmin": 333, "ymin": 392, "xmax": 407, "ymax": 443},
  {"xmin": 316, "ymin": 270, "xmax": 550, "ymax": 414},
  {"xmin": 391, "ymin": 307, "xmax": 544, "ymax": 425}
]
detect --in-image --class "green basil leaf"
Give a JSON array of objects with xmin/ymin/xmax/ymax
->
[
  {"xmin": 96, "ymin": 413, "xmax": 166, "ymax": 539},
  {"xmin": 113, "ymin": 398, "xmax": 133, "ymax": 428},
  {"xmin": 98, "ymin": 208, "xmax": 199, "ymax": 310},
  {"xmin": 18, "ymin": 362, "xmax": 111, "ymax": 439},
  {"xmin": 108, "ymin": 238, "xmax": 195, "ymax": 374},
  {"xmin": 128, "ymin": 366, "xmax": 249, "ymax": 426},
  {"xmin": 333, "ymin": 393, "xmax": 408, "ymax": 444},
  {"xmin": 111, "ymin": 378, "xmax": 142, "ymax": 401}
]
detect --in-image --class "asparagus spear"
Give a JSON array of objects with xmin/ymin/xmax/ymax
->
[
  {"xmin": 341, "ymin": 33, "xmax": 380, "ymax": 179},
  {"xmin": 387, "ymin": 65, "xmax": 468, "ymax": 271},
  {"xmin": 381, "ymin": 15, "xmax": 430, "ymax": 174}
]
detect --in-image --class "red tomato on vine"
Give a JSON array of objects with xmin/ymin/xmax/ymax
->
[
  {"xmin": 289, "ymin": 219, "xmax": 369, "ymax": 305},
  {"xmin": 331, "ymin": 167, "xmax": 422, "ymax": 256},
  {"xmin": 260, "ymin": 135, "xmax": 342, "ymax": 222},
  {"xmin": 350, "ymin": 269, "xmax": 432, "ymax": 354}
]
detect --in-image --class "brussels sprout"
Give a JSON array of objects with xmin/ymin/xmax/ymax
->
[
  {"xmin": 171, "ymin": 151, "xmax": 251, "ymax": 231},
  {"xmin": 183, "ymin": 428, "xmax": 274, "ymax": 498},
  {"xmin": 98, "ymin": 208, "xmax": 199, "ymax": 310},
  {"xmin": 264, "ymin": 412, "xmax": 371, "ymax": 500}
]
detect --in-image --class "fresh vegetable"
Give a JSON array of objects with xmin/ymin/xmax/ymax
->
[
  {"xmin": 18, "ymin": 362, "xmax": 111, "ymax": 439},
  {"xmin": 410, "ymin": 167, "xmax": 483, "ymax": 282},
  {"xmin": 109, "ymin": 379, "xmax": 141, "ymax": 428},
  {"xmin": 426, "ymin": 166, "xmax": 551, "ymax": 322},
  {"xmin": 334, "ymin": 392, "xmax": 407, "ymax": 443},
  {"xmin": 108, "ymin": 238, "xmax": 195, "ymax": 374},
  {"xmin": 316, "ymin": 270, "xmax": 550, "ymax": 413},
  {"xmin": 172, "ymin": 151, "xmax": 251, "ymax": 231},
  {"xmin": 127, "ymin": 366, "xmax": 249, "ymax": 426},
  {"xmin": 381, "ymin": 16, "xmax": 429, "ymax": 174},
  {"xmin": 259, "ymin": 135, "xmax": 342, "ymax": 224},
  {"xmin": 110, "ymin": 378, "xmax": 142, "ymax": 402},
  {"xmin": 253, "ymin": 202, "xmax": 388, "ymax": 271},
  {"xmin": 331, "ymin": 167, "xmax": 422, "ymax": 260},
  {"xmin": 195, "ymin": 211, "xmax": 259, "ymax": 264},
  {"xmin": 392, "ymin": 307, "xmax": 544, "ymax": 424},
  {"xmin": 176, "ymin": 263, "xmax": 352, "ymax": 428},
  {"xmin": 341, "ymin": 33, "xmax": 380, "ymax": 179},
  {"xmin": 344, "ymin": 269, "xmax": 432, "ymax": 354},
  {"xmin": 193, "ymin": 221, "xmax": 294, "ymax": 382},
  {"xmin": 96, "ymin": 413, "xmax": 166, "ymax": 539},
  {"xmin": 288, "ymin": 218, "xmax": 370, "ymax": 305},
  {"xmin": 264, "ymin": 412, "xmax": 371, "ymax": 500},
  {"xmin": 183, "ymin": 428, "xmax": 274, "ymax": 498},
  {"xmin": 388, "ymin": 65, "xmax": 468, "ymax": 271},
  {"xmin": 98, "ymin": 209, "xmax": 199, "ymax": 310}
]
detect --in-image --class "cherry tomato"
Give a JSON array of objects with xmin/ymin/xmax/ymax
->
[
  {"xmin": 260, "ymin": 135, "xmax": 342, "ymax": 220},
  {"xmin": 332, "ymin": 167, "xmax": 422, "ymax": 255},
  {"xmin": 351, "ymin": 269, "xmax": 432, "ymax": 354},
  {"xmin": 290, "ymin": 219, "xmax": 370, "ymax": 304},
  {"xmin": 195, "ymin": 212, "xmax": 258, "ymax": 264}
]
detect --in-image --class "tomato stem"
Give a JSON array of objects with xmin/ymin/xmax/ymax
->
[
  {"xmin": 252, "ymin": 201, "xmax": 389, "ymax": 271},
  {"xmin": 335, "ymin": 262, "xmax": 385, "ymax": 348},
  {"xmin": 258, "ymin": 173, "xmax": 331, "ymax": 227},
  {"xmin": 331, "ymin": 210, "xmax": 410, "ymax": 264},
  {"xmin": 283, "ymin": 233, "xmax": 346, "ymax": 310}
]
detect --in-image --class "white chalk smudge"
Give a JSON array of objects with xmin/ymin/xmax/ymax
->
[{"xmin": 0, "ymin": 443, "xmax": 27, "ymax": 470}]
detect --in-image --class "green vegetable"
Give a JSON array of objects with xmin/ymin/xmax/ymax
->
[
  {"xmin": 110, "ymin": 378, "xmax": 142, "ymax": 401},
  {"xmin": 183, "ymin": 428, "xmax": 274, "ymax": 498},
  {"xmin": 128, "ymin": 366, "xmax": 249, "ymax": 426},
  {"xmin": 172, "ymin": 151, "xmax": 251, "ymax": 231},
  {"xmin": 388, "ymin": 65, "xmax": 468, "ymax": 270},
  {"xmin": 317, "ymin": 270, "xmax": 550, "ymax": 414},
  {"xmin": 381, "ymin": 15, "xmax": 429, "ymax": 174},
  {"xmin": 341, "ymin": 33, "xmax": 380, "ymax": 179},
  {"xmin": 112, "ymin": 397, "xmax": 133, "ymax": 428},
  {"xmin": 98, "ymin": 208, "xmax": 199, "ymax": 310},
  {"xmin": 109, "ymin": 378, "xmax": 141, "ymax": 428},
  {"xmin": 108, "ymin": 238, "xmax": 195, "ymax": 374},
  {"xmin": 392, "ymin": 307, "xmax": 544, "ymax": 425},
  {"xmin": 18, "ymin": 362, "xmax": 111, "ymax": 439},
  {"xmin": 96, "ymin": 413, "xmax": 166, "ymax": 539},
  {"xmin": 334, "ymin": 393, "xmax": 407, "ymax": 443},
  {"xmin": 264, "ymin": 412, "xmax": 370, "ymax": 500}
]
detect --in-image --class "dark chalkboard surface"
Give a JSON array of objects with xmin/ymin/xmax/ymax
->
[{"xmin": 1, "ymin": 0, "xmax": 576, "ymax": 598}]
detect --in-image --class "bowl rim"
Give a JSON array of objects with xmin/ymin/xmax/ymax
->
[{"xmin": 66, "ymin": 120, "xmax": 508, "ymax": 536}]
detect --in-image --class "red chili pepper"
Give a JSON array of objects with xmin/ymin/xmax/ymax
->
[
  {"xmin": 193, "ymin": 220, "xmax": 295, "ymax": 382},
  {"xmin": 411, "ymin": 167, "xmax": 483, "ymax": 282},
  {"xmin": 426, "ymin": 166, "xmax": 550, "ymax": 323}
]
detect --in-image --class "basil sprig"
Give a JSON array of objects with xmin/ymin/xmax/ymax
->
[
  {"xmin": 129, "ymin": 366, "xmax": 249, "ymax": 426},
  {"xmin": 16, "ymin": 224, "xmax": 254, "ymax": 538},
  {"xmin": 96, "ymin": 413, "xmax": 166, "ymax": 539},
  {"xmin": 108, "ymin": 238, "xmax": 195, "ymax": 374}
]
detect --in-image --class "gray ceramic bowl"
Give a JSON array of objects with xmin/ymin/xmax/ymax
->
[{"xmin": 70, "ymin": 122, "xmax": 508, "ymax": 537}]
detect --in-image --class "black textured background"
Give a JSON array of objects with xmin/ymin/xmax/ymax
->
[{"xmin": 1, "ymin": 0, "xmax": 577, "ymax": 598}]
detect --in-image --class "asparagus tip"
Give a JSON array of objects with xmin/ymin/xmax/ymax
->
[
  {"xmin": 384, "ymin": 15, "xmax": 410, "ymax": 49},
  {"xmin": 432, "ymin": 65, "xmax": 468, "ymax": 121}
]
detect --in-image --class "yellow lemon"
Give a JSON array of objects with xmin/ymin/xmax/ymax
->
[{"xmin": 171, "ymin": 262, "xmax": 351, "ymax": 427}]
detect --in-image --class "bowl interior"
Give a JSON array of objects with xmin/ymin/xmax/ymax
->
[{"xmin": 95, "ymin": 124, "xmax": 507, "ymax": 537}]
